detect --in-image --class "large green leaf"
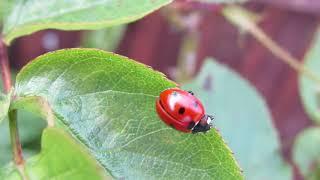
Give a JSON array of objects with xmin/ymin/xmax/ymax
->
[
  {"xmin": 183, "ymin": 59, "xmax": 292, "ymax": 180},
  {"xmin": 293, "ymin": 127, "xmax": 320, "ymax": 180},
  {"xmin": 2, "ymin": 0, "xmax": 173, "ymax": 44},
  {"xmin": 10, "ymin": 49, "xmax": 242, "ymax": 179},
  {"xmin": 300, "ymin": 29, "xmax": 320, "ymax": 124},
  {"xmin": 0, "ymin": 128, "xmax": 111, "ymax": 179}
]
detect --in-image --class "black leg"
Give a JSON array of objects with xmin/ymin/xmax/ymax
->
[{"xmin": 191, "ymin": 123, "xmax": 211, "ymax": 133}]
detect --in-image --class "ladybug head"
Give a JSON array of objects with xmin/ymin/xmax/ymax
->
[{"xmin": 191, "ymin": 114, "xmax": 213, "ymax": 133}]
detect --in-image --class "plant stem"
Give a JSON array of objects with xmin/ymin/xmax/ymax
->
[
  {"xmin": 163, "ymin": 5, "xmax": 201, "ymax": 83},
  {"xmin": 9, "ymin": 109, "xmax": 28, "ymax": 180},
  {"xmin": 0, "ymin": 37, "xmax": 21, "ymax": 163},
  {"xmin": 176, "ymin": 31, "xmax": 199, "ymax": 83},
  {"xmin": 8, "ymin": 109, "xmax": 24, "ymax": 165},
  {"xmin": 0, "ymin": 37, "xmax": 11, "ymax": 93},
  {"xmin": 222, "ymin": 5, "xmax": 320, "ymax": 85},
  {"xmin": 1, "ymin": 37, "xmax": 26, "ymax": 178}
]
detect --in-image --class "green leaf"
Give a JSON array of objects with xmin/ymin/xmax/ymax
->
[
  {"xmin": 0, "ymin": 91, "xmax": 11, "ymax": 124},
  {"xmin": 12, "ymin": 49, "xmax": 243, "ymax": 179},
  {"xmin": 300, "ymin": 29, "xmax": 320, "ymax": 124},
  {"xmin": 82, "ymin": 25, "xmax": 126, "ymax": 51},
  {"xmin": 0, "ymin": 128, "xmax": 111, "ymax": 179},
  {"xmin": 183, "ymin": 59, "xmax": 293, "ymax": 180},
  {"xmin": 293, "ymin": 127, "xmax": 320, "ymax": 180},
  {"xmin": 2, "ymin": 0, "xmax": 173, "ymax": 44}
]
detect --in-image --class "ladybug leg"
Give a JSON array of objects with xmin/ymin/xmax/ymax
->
[
  {"xmin": 192, "ymin": 123, "xmax": 211, "ymax": 133},
  {"xmin": 187, "ymin": 91, "xmax": 194, "ymax": 95}
]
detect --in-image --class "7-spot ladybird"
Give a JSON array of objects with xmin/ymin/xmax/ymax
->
[{"xmin": 156, "ymin": 88, "xmax": 213, "ymax": 133}]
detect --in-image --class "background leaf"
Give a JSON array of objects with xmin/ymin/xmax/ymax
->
[
  {"xmin": 11, "ymin": 49, "xmax": 243, "ymax": 179},
  {"xmin": 0, "ymin": 128, "xmax": 111, "ymax": 179},
  {"xmin": 2, "ymin": 0, "xmax": 173, "ymax": 44},
  {"xmin": 0, "ymin": 91, "xmax": 11, "ymax": 124},
  {"xmin": 0, "ymin": 0, "xmax": 4, "ymax": 22},
  {"xmin": 293, "ymin": 127, "xmax": 320, "ymax": 180},
  {"xmin": 0, "ymin": 0, "xmax": 12, "ymax": 23},
  {"xmin": 183, "ymin": 59, "xmax": 292, "ymax": 180},
  {"xmin": 81, "ymin": 25, "xmax": 127, "ymax": 52},
  {"xmin": 299, "ymin": 28, "xmax": 320, "ymax": 124}
]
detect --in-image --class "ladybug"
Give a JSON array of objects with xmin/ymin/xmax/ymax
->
[{"xmin": 156, "ymin": 88, "xmax": 213, "ymax": 133}]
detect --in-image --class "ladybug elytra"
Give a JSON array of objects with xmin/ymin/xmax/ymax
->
[{"xmin": 156, "ymin": 88, "xmax": 213, "ymax": 133}]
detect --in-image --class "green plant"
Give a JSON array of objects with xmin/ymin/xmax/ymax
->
[
  {"xmin": 1, "ymin": 0, "xmax": 318, "ymax": 179},
  {"xmin": 0, "ymin": 0, "xmax": 243, "ymax": 179}
]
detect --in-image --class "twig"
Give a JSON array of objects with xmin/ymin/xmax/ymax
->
[
  {"xmin": 163, "ymin": 5, "xmax": 201, "ymax": 83},
  {"xmin": 0, "ymin": 37, "xmax": 11, "ymax": 93},
  {"xmin": 176, "ymin": 30, "xmax": 199, "ymax": 83},
  {"xmin": 8, "ymin": 110, "xmax": 24, "ymax": 165},
  {"xmin": 1, "ymin": 37, "xmax": 27, "ymax": 179},
  {"xmin": 222, "ymin": 5, "xmax": 320, "ymax": 85},
  {"xmin": 9, "ymin": 109, "xmax": 28, "ymax": 180}
]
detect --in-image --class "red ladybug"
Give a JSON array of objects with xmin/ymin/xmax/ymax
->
[{"xmin": 156, "ymin": 88, "xmax": 213, "ymax": 133}]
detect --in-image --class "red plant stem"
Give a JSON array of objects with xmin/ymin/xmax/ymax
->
[
  {"xmin": 9, "ymin": 109, "xmax": 24, "ymax": 166},
  {"xmin": 0, "ymin": 38, "xmax": 25, "ymax": 171},
  {"xmin": 0, "ymin": 38, "xmax": 11, "ymax": 93}
]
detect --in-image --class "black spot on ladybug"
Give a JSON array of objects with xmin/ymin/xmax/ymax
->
[
  {"xmin": 187, "ymin": 121, "xmax": 196, "ymax": 129},
  {"xmin": 178, "ymin": 107, "xmax": 185, "ymax": 114},
  {"xmin": 194, "ymin": 101, "xmax": 198, "ymax": 108},
  {"xmin": 172, "ymin": 91, "xmax": 178, "ymax": 96}
]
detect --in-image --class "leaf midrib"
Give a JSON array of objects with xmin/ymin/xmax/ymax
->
[{"xmin": 53, "ymin": 89, "xmax": 158, "ymax": 100}]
